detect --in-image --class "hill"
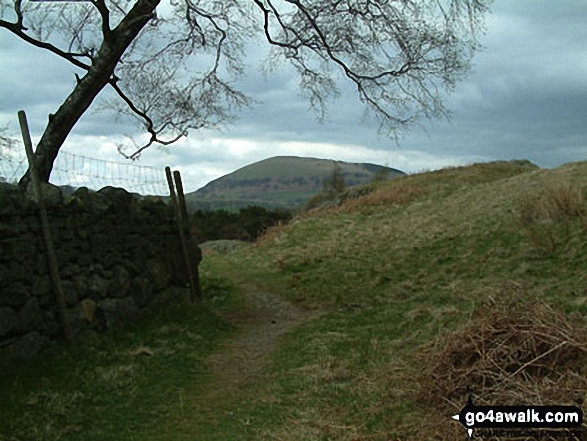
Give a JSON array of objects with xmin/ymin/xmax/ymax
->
[
  {"xmin": 4, "ymin": 159, "xmax": 587, "ymax": 440},
  {"xmin": 184, "ymin": 156, "xmax": 404, "ymax": 211},
  {"xmin": 195, "ymin": 158, "xmax": 587, "ymax": 439}
]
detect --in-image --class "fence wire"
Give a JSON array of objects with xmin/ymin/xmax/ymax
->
[{"xmin": 0, "ymin": 147, "xmax": 168, "ymax": 196}]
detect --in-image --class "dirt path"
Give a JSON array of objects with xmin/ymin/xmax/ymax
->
[
  {"xmin": 205, "ymin": 284, "xmax": 315, "ymax": 393},
  {"xmin": 146, "ymin": 280, "xmax": 318, "ymax": 440},
  {"xmin": 142, "ymin": 279, "xmax": 318, "ymax": 441}
]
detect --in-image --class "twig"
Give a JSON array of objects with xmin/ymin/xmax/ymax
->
[{"xmin": 509, "ymin": 341, "xmax": 567, "ymax": 379}]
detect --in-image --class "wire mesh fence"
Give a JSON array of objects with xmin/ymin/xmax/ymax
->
[{"xmin": 0, "ymin": 145, "xmax": 168, "ymax": 196}]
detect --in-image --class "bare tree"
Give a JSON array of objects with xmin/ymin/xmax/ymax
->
[
  {"xmin": 0, "ymin": 0, "xmax": 491, "ymax": 186},
  {"xmin": 323, "ymin": 162, "xmax": 346, "ymax": 199},
  {"xmin": 0, "ymin": 124, "xmax": 18, "ymax": 157}
]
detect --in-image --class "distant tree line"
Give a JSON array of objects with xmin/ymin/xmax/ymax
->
[
  {"xmin": 190, "ymin": 206, "xmax": 293, "ymax": 244},
  {"xmin": 218, "ymin": 176, "xmax": 320, "ymax": 191}
]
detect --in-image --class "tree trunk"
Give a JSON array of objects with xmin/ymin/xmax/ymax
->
[{"xmin": 18, "ymin": 0, "xmax": 160, "ymax": 187}]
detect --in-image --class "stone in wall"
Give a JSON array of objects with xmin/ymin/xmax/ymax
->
[
  {"xmin": 2, "ymin": 331, "xmax": 48, "ymax": 359},
  {"xmin": 95, "ymin": 297, "xmax": 138, "ymax": 331},
  {"xmin": 108, "ymin": 265, "xmax": 130, "ymax": 298},
  {"xmin": 80, "ymin": 299, "xmax": 96, "ymax": 322},
  {"xmin": 16, "ymin": 297, "xmax": 43, "ymax": 333},
  {"xmin": 130, "ymin": 277, "xmax": 154, "ymax": 308},
  {"xmin": 1, "ymin": 283, "xmax": 29, "ymax": 308},
  {"xmin": 0, "ymin": 307, "xmax": 18, "ymax": 338}
]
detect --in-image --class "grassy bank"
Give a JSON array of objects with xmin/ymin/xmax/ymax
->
[
  {"xmin": 204, "ymin": 160, "xmax": 587, "ymax": 439},
  {"xmin": 3, "ymin": 160, "xmax": 586, "ymax": 440}
]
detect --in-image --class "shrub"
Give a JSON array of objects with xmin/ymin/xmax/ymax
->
[
  {"xmin": 520, "ymin": 181, "xmax": 583, "ymax": 225},
  {"xmin": 304, "ymin": 164, "xmax": 347, "ymax": 210},
  {"xmin": 519, "ymin": 180, "xmax": 585, "ymax": 253}
]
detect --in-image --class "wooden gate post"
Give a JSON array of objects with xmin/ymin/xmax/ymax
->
[
  {"xmin": 173, "ymin": 170, "xmax": 201, "ymax": 300},
  {"xmin": 18, "ymin": 110, "xmax": 73, "ymax": 345},
  {"xmin": 165, "ymin": 167, "xmax": 200, "ymax": 302}
]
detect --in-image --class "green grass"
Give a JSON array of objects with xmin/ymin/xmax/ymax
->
[
  {"xmin": 198, "ymin": 159, "xmax": 587, "ymax": 439},
  {"xmin": 0, "ymin": 274, "xmax": 236, "ymax": 441},
  {"xmin": 3, "ymin": 159, "xmax": 586, "ymax": 440}
]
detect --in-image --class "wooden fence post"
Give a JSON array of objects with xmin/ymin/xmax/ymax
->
[
  {"xmin": 173, "ymin": 170, "xmax": 202, "ymax": 300},
  {"xmin": 18, "ymin": 110, "xmax": 73, "ymax": 345},
  {"xmin": 165, "ymin": 167, "xmax": 200, "ymax": 302}
]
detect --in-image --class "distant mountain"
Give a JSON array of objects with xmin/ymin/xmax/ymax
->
[{"xmin": 184, "ymin": 156, "xmax": 405, "ymax": 211}]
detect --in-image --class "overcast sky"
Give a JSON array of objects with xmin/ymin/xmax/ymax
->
[{"xmin": 1, "ymin": 0, "xmax": 586, "ymax": 194}]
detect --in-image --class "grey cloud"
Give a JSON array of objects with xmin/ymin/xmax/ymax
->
[{"xmin": 1, "ymin": 0, "xmax": 586, "ymax": 185}]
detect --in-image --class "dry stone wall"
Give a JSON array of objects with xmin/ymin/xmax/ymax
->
[{"xmin": 0, "ymin": 182, "xmax": 197, "ymax": 359}]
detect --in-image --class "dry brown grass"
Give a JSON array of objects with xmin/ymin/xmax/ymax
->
[
  {"xmin": 256, "ymin": 220, "xmax": 290, "ymax": 244},
  {"xmin": 340, "ymin": 184, "xmax": 423, "ymax": 212},
  {"xmin": 278, "ymin": 183, "xmax": 424, "ymax": 226},
  {"xmin": 411, "ymin": 282, "xmax": 587, "ymax": 439},
  {"xmin": 520, "ymin": 180, "xmax": 584, "ymax": 226},
  {"xmin": 519, "ymin": 179, "xmax": 586, "ymax": 253}
]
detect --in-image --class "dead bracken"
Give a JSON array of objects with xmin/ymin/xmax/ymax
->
[{"xmin": 414, "ymin": 282, "xmax": 587, "ymax": 439}]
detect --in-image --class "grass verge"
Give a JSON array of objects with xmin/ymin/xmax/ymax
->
[{"xmin": 0, "ymin": 274, "xmax": 235, "ymax": 441}]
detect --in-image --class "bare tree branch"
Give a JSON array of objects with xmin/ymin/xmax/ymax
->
[
  {"xmin": 0, "ymin": 124, "xmax": 18, "ymax": 157},
  {"xmin": 0, "ymin": 0, "xmax": 490, "ymax": 184},
  {"xmin": 14, "ymin": 0, "xmax": 25, "ymax": 30},
  {"xmin": 91, "ymin": 0, "xmax": 111, "ymax": 37},
  {"xmin": 0, "ymin": 18, "xmax": 92, "ymax": 70},
  {"xmin": 251, "ymin": 0, "xmax": 488, "ymax": 134},
  {"xmin": 286, "ymin": 0, "xmax": 411, "ymax": 82},
  {"xmin": 108, "ymin": 77, "xmax": 188, "ymax": 160}
]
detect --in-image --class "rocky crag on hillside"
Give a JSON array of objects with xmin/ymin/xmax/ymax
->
[{"xmin": 0, "ymin": 183, "xmax": 197, "ymax": 358}]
